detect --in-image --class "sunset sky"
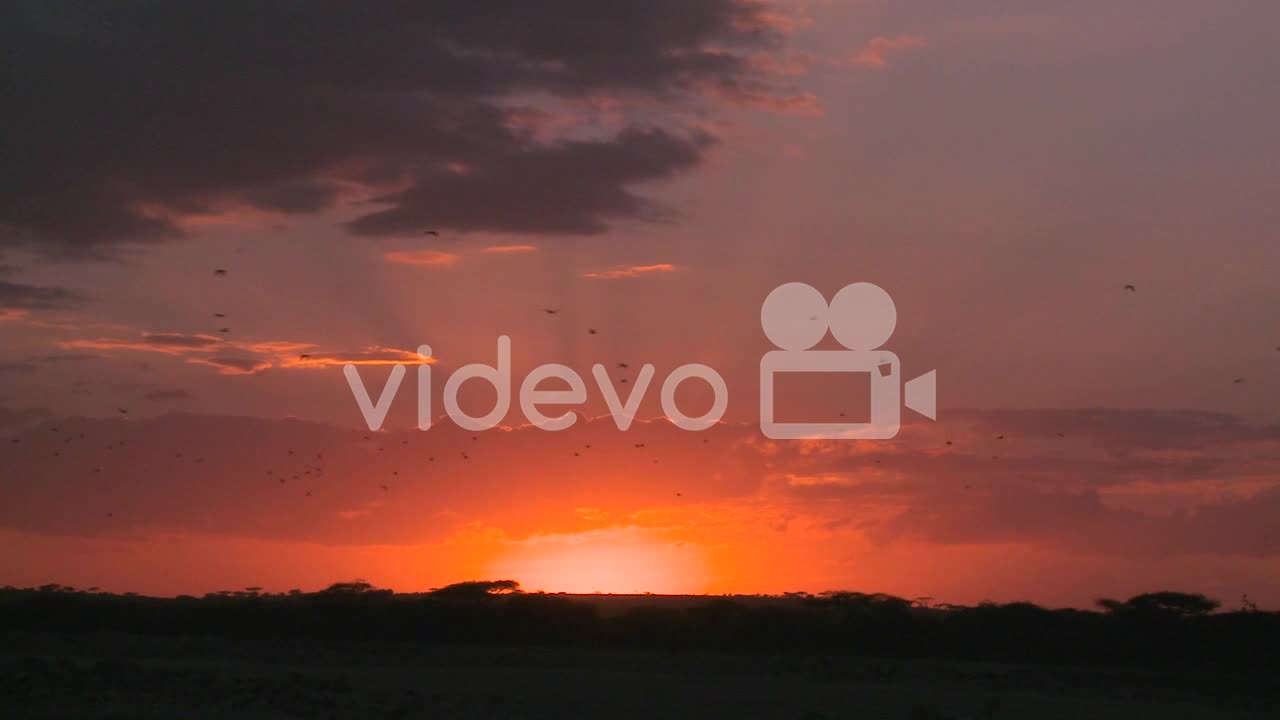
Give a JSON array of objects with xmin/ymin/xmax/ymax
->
[{"xmin": 2, "ymin": 0, "xmax": 1279, "ymax": 607}]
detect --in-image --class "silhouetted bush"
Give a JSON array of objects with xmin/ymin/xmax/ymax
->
[{"xmin": 2, "ymin": 583, "xmax": 1277, "ymax": 669}]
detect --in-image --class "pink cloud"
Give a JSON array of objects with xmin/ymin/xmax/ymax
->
[
  {"xmin": 382, "ymin": 249, "xmax": 462, "ymax": 268},
  {"xmin": 851, "ymin": 35, "xmax": 927, "ymax": 69},
  {"xmin": 583, "ymin": 263, "xmax": 679, "ymax": 280}
]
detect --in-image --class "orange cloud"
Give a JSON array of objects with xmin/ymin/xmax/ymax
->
[
  {"xmin": 0, "ymin": 309, "xmax": 29, "ymax": 322},
  {"xmin": 60, "ymin": 330, "xmax": 434, "ymax": 376},
  {"xmin": 583, "ymin": 263, "xmax": 678, "ymax": 280},
  {"xmin": 851, "ymin": 35, "xmax": 927, "ymax": 69},
  {"xmin": 382, "ymin": 249, "xmax": 462, "ymax": 267},
  {"xmin": 480, "ymin": 244, "xmax": 539, "ymax": 255},
  {"xmin": 284, "ymin": 346, "xmax": 437, "ymax": 369},
  {"xmin": 186, "ymin": 356, "xmax": 275, "ymax": 375}
]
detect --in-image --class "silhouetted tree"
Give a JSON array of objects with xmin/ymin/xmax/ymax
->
[
  {"xmin": 429, "ymin": 580, "xmax": 521, "ymax": 599},
  {"xmin": 1097, "ymin": 591, "xmax": 1220, "ymax": 618}
]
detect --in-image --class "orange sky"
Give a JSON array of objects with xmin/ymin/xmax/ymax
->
[{"xmin": 2, "ymin": 0, "xmax": 1280, "ymax": 608}]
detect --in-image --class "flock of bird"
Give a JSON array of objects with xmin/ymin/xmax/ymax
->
[
  {"xmin": 196, "ymin": 248, "xmax": 658, "ymax": 504},
  {"xmin": 7, "ymin": 247, "xmax": 1276, "ymax": 523}
]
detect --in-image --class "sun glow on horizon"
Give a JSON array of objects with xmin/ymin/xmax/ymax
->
[{"xmin": 485, "ymin": 529, "xmax": 708, "ymax": 595}]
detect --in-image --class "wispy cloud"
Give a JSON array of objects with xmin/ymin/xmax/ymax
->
[
  {"xmin": 60, "ymin": 331, "xmax": 432, "ymax": 375},
  {"xmin": 285, "ymin": 347, "xmax": 436, "ymax": 369},
  {"xmin": 480, "ymin": 244, "xmax": 539, "ymax": 255},
  {"xmin": 851, "ymin": 35, "xmax": 927, "ymax": 69},
  {"xmin": 583, "ymin": 263, "xmax": 678, "ymax": 280},
  {"xmin": 187, "ymin": 356, "xmax": 274, "ymax": 375}
]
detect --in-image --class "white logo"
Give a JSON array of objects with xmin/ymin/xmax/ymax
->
[
  {"xmin": 344, "ymin": 339, "xmax": 727, "ymax": 433},
  {"xmin": 343, "ymin": 281, "xmax": 935, "ymax": 439},
  {"xmin": 759, "ymin": 282, "xmax": 936, "ymax": 440}
]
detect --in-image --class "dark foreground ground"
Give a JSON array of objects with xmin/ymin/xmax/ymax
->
[
  {"xmin": 4, "ymin": 584, "xmax": 1279, "ymax": 718},
  {"xmin": 3, "ymin": 631, "xmax": 1278, "ymax": 720}
]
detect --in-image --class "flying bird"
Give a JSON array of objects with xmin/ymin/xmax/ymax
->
[
  {"xmin": 588, "ymin": 328, "xmax": 597, "ymax": 335},
  {"xmin": 117, "ymin": 408, "xmax": 128, "ymax": 415},
  {"xmin": 1123, "ymin": 284, "xmax": 1136, "ymax": 292},
  {"xmin": 299, "ymin": 354, "xmax": 312, "ymax": 360},
  {"xmin": 218, "ymin": 327, "xmax": 230, "ymax": 333},
  {"xmin": 423, "ymin": 230, "xmax": 439, "ymax": 236},
  {"xmin": 379, "ymin": 484, "xmax": 389, "ymax": 492},
  {"xmin": 214, "ymin": 313, "xmax": 225, "ymax": 318},
  {"xmin": 1233, "ymin": 377, "xmax": 1245, "ymax": 384},
  {"xmin": 214, "ymin": 269, "xmax": 228, "ymax": 276},
  {"xmin": 620, "ymin": 378, "xmax": 628, "ymax": 384},
  {"xmin": 543, "ymin": 308, "xmax": 560, "ymax": 315},
  {"xmin": 618, "ymin": 363, "xmax": 629, "ymax": 369}
]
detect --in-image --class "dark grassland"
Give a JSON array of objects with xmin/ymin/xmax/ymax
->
[{"xmin": 3, "ymin": 582, "xmax": 1277, "ymax": 719}]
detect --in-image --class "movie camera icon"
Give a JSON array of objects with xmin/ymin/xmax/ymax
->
[{"xmin": 759, "ymin": 282, "xmax": 936, "ymax": 440}]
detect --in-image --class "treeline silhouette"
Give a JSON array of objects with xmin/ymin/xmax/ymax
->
[{"xmin": 3, "ymin": 581, "xmax": 1277, "ymax": 669}]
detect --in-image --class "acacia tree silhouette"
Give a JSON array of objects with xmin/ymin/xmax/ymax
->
[{"xmin": 1096, "ymin": 592, "xmax": 1220, "ymax": 618}]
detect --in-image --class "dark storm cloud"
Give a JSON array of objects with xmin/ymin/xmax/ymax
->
[
  {"xmin": 0, "ymin": 0, "xmax": 786, "ymax": 256},
  {"xmin": 345, "ymin": 127, "xmax": 714, "ymax": 236}
]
